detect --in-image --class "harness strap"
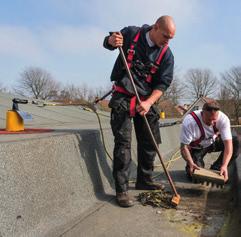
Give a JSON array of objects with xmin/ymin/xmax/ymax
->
[
  {"xmin": 189, "ymin": 112, "xmax": 205, "ymax": 147},
  {"xmin": 126, "ymin": 30, "xmax": 169, "ymax": 80},
  {"xmin": 189, "ymin": 111, "xmax": 219, "ymax": 148},
  {"xmin": 113, "ymin": 85, "xmax": 144, "ymax": 117},
  {"xmin": 213, "ymin": 122, "xmax": 218, "ymax": 134},
  {"xmin": 127, "ymin": 30, "xmax": 141, "ymax": 68},
  {"xmin": 116, "ymin": 29, "xmax": 168, "ymax": 116},
  {"xmin": 146, "ymin": 45, "xmax": 169, "ymax": 83}
]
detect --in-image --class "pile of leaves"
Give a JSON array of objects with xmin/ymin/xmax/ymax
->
[{"xmin": 137, "ymin": 190, "xmax": 175, "ymax": 209}]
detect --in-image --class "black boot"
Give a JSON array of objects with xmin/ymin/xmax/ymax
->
[{"xmin": 116, "ymin": 192, "xmax": 134, "ymax": 207}]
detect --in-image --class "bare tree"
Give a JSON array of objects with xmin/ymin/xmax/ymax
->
[
  {"xmin": 50, "ymin": 79, "xmax": 111, "ymax": 108},
  {"xmin": 79, "ymin": 83, "xmax": 89, "ymax": 101},
  {"xmin": 184, "ymin": 69, "xmax": 217, "ymax": 99},
  {"xmin": 217, "ymin": 88, "xmax": 232, "ymax": 118},
  {"xmin": 87, "ymin": 87, "xmax": 95, "ymax": 102},
  {"xmin": 221, "ymin": 66, "xmax": 241, "ymax": 123},
  {"xmin": 59, "ymin": 84, "xmax": 81, "ymax": 101},
  {"xmin": 162, "ymin": 70, "xmax": 185, "ymax": 104},
  {"xmin": 85, "ymin": 83, "xmax": 112, "ymax": 102},
  {"xmin": 58, "ymin": 83, "xmax": 89, "ymax": 102},
  {"xmin": 15, "ymin": 66, "xmax": 60, "ymax": 100},
  {"xmin": 58, "ymin": 83, "xmax": 101, "ymax": 103},
  {"xmin": 218, "ymin": 87, "xmax": 231, "ymax": 101}
]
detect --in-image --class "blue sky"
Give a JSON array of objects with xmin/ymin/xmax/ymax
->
[{"xmin": 0, "ymin": 0, "xmax": 240, "ymax": 90}]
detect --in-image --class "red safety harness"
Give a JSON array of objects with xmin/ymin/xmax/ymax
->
[
  {"xmin": 189, "ymin": 111, "xmax": 219, "ymax": 148},
  {"xmin": 113, "ymin": 84, "xmax": 146, "ymax": 117},
  {"xmin": 114, "ymin": 29, "xmax": 169, "ymax": 116}
]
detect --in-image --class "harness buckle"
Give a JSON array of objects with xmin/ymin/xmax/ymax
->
[
  {"xmin": 150, "ymin": 63, "xmax": 158, "ymax": 74},
  {"xmin": 127, "ymin": 49, "xmax": 135, "ymax": 55}
]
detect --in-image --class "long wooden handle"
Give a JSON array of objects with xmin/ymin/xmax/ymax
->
[{"xmin": 118, "ymin": 47, "xmax": 179, "ymax": 197}]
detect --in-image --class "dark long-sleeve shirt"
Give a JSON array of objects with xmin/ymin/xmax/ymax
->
[{"xmin": 103, "ymin": 24, "xmax": 174, "ymax": 97}]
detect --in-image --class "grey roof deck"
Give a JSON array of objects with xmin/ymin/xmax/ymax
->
[{"xmin": 0, "ymin": 92, "xmax": 240, "ymax": 237}]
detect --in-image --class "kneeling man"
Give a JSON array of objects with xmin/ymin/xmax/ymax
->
[{"xmin": 180, "ymin": 101, "xmax": 239, "ymax": 182}]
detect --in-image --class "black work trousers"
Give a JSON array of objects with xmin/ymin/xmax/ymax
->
[
  {"xmin": 190, "ymin": 136, "xmax": 240, "ymax": 170},
  {"xmin": 110, "ymin": 104, "xmax": 161, "ymax": 193}
]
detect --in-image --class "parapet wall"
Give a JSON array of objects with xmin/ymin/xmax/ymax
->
[
  {"xmin": 0, "ymin": 123, "xmax": 181, "ymax": 237},
  {"xmin": 0, "ymin": 131, "xmax": 113, "ymax": 237}
]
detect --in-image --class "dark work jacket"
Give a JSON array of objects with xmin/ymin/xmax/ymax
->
[{"xmin": 103, "ymin": 24, "xmax": 174, "ymax": 97}]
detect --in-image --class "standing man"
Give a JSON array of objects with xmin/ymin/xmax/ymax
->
[
  {"xmin": 103, "ymin": 16, "xmax": 176, "ymax": 207},
  {"xmin": 180, "ymin": 101, "xmax": 240, "ymax": 182}
]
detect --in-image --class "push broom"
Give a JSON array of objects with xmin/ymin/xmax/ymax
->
[{"xmin": 118, "ymin": 47, "xmax": 181, "ymax": 206}]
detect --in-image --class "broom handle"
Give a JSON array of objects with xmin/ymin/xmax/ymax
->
[{"xmin": 119, "ymin": 47, "xmax": 179, "ymax": 197}]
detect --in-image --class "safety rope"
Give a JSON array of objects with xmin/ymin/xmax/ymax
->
[
  {"xmin": 82, "ymin": 106, "xmax": 113, "ymax": 161},
  {"xmin": 31, "ymin": 100, "xmax": 181, "ymax": 172},
  {"xmin": 82, "ymin": 104, "xmax": 182, "ymax": 170}
]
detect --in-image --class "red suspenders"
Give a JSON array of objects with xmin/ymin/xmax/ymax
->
[
  {"xmin": 190, "ymin": 112, "xmax": 205, "ymax": 147},
  {"xmin": 127, "ymin": 30, "xmax": 141, "ymax": 68},
  {"xmin": 146, "ymin": 44, "xmax": 169, "ymax": 83},
  {"xmin": 189, "ymin": 111, "xmax": 219, "ymax": 148}
]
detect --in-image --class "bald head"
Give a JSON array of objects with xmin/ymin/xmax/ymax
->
[
  {"xmin": 156, "ymin": 15, "xmax": 176, "ymax": 33},
  {"xmin": 149, "ymin": 15, "xmax": 176, "ymax": 47}
]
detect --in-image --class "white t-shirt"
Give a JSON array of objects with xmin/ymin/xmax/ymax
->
[{"xmin": 180, "ymin": 110, "xmax": 232, "ymax": 148}]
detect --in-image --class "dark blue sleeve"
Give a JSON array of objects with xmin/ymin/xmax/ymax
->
[
  {"xmin": 103, "ymin": 35, "xmax": 115, "ymax": 50},
  {"xmin": 103, "ymin": 26, "xmax": 138, "ymax": 51},
  {"xmin": 152, "ymin": 49, "xmax": 174, "ymax": 92}
]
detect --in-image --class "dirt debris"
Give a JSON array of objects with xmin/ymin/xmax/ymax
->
[{"xmin": 137, "ymin": 190, "xmax": 175, "ymax": 209}]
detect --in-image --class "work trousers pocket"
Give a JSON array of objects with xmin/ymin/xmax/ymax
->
[
  {"xmin": 134, "ymin": 107, "xmax": 161, "ymax": 145},
  {"xmin": 110, "ymin": 107, "xmax": 132, "ymax": 146}
]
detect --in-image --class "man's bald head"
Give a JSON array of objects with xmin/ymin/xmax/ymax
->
[
  {"xmin": 149, "ymin": 15, "xmax": 176, "ymax": 47},
  {"xmin": 156, "ymin": 15, "xmax": 176, "ymax": 33}
]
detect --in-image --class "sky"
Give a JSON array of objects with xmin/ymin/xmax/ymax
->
[{"xmin": 0, "ymin": 0, "xmax": 241, "ymax": 91}]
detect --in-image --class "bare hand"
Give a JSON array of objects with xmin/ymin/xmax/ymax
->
[
  {"xmin": 188, "ymin": 161, "xmax": 200, "ymax": 175},
  {"xmin": 136, "ymin": 101, "xmax": 152, "ymax": 116},
  {"xmin": 108, "ymin": 32, "xmax": 123, "ymax": 47},
  {"xmin": 220, "ymin": 165, "xmax": 228, "ymax": 182}
]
